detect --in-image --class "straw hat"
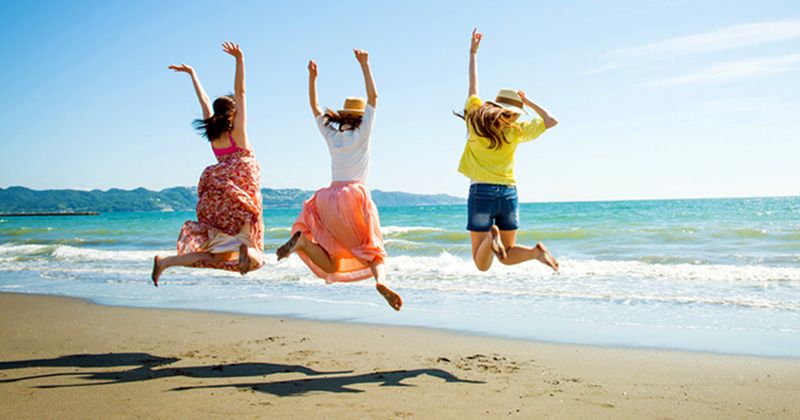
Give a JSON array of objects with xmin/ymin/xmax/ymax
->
[
  {"xmin": 338, "ymin": 97, "xmax": 366, "ymax": 117},
  {"xmin": 486, "ymin": 88, "xmax": 527, "ymax": 115}
]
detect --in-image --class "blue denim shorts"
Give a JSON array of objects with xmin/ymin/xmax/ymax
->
[{"xmin": 466, "ymin": 183, "xmax": 519, "ymax": 232}]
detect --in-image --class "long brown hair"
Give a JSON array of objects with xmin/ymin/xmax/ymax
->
[
  {"xmin": 193, "ymin": 95, "xmax": 235, "ymax": 141},
  {"xmin": 454, "ymin": 103, "xmax": 518, "ymax": 150},
  {"xmin": 322, "ymin": 109, "xmax": 363, "ymax": 132}
]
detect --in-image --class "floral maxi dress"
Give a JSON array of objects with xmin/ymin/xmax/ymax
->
[{"xmin": 176, "ymin": 145, "xmax": 266, "ymax": 271}]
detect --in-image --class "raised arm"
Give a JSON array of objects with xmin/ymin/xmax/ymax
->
[
  {"xmin": 354, "ymin": 49, "xmax": 377, "ymax": 108},
  {"xmin": 222, "ymin": 41, "xmax": 248, "ymax": 144},
  {"xmin": 168, "ymin": 64, "xmax": 212, "ymax": 119},
  {"xmin": 518, "ymin": 90, "xmax": 559, "ymax": 129},
  {"xmin": 308, "ymin": 60, "xmax": 323, "ymax": 117},
  {"xmin": 469, "ymin": 28, "xmax": 482, "ymax": 97}
]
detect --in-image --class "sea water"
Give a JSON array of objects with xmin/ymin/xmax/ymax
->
[{"xmin": 1, "ymin": 197, "xmax": 799, "ymax": 357}]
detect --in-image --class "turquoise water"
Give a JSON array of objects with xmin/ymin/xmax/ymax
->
[{"xmin": 1, "ymin": 196, "xmax": 799, "ymax": 357}]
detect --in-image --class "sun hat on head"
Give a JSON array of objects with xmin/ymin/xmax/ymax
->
[
  {"xmin": 486, "ymin": 88, "xmax": 527, "ymax": 115},
  {"xmin": 338, "ymin": 97, "xmax": 366, "ymax": 117}
]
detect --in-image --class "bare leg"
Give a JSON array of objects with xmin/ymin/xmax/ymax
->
[
  {"xmin": 245, "ymin": 247, "xmax": 263, "ymax": 271},
  {"xmin": 489, "ymin": 225, "xmax": 507, "ymax": 260},
  {"xmin": 277, "ymin": 232, "xmax": 336, "ymax": 273},
  {"xmin": 470, "ymin": 230, "xmax": 495, "ymax": 272},
  {"xmin": 370, "ymin": 260, "xmax": 402, "ymax": 311},
  {"xmin": 238, "ymin": 243, "xmax": 250, "ymax": 275},
  {"xmin": 276, "ymin": 231, "xmax": 301, "ymax": 260},
  {"xmin": 497, "ymin": 230, "xmax": 559, "ymax": 271},
  {"xmin": 151, "ymin": 252, "xmax": 219, "ymax": 286}
]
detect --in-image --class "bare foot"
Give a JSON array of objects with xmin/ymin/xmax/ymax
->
[
  {"xmin": 151, "ymin": 256, "xmax": 163, "ymax": 287},
  {"xmin": 376, "ymin": 282, "xmax": 403, "ymax": 311},
  {"xmin": 490, "ymin": 225, "xmax": 507, "ymax": 260},
  {"xmin": 238, "ymin": 244, "xmax": 251, "ymax": 275},
  {"xmin": 276, "ymin": 231, "xmax": 302, "ymax": 261},
  {"xmin": 536, "ymin": 242, "xmax": 559, "ymax": 272}
]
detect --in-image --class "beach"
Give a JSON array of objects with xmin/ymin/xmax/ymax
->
[{"xmin": 1, "ymin": 292, "xmax": 798, "ymax": 419}]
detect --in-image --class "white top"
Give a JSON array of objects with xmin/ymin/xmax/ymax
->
[{"xmin": 315, "ymin": 104, "xmax": 375, "ymax": 183}]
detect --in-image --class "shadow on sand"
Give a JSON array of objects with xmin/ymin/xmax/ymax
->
[
  {"xmin": 0, "ymin": 352, "xmax": 347, "ymax": 387},
  {"xmin": 0, "ymin": 352, "xmax": 483, "ymax": 395},
  {"xmin": 172, "ymin": 368, "xmax": 485, "ymax": 396}
]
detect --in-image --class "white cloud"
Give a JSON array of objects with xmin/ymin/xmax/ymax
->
[
  {"xmin": 644, "ymin": 53, "xmax": 800, "ymax": 87},
  {"xmin": 612, "ymin": 20, "xmax": 800, "ymax": 60}
]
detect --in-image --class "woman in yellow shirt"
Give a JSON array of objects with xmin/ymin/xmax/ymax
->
[{"xmin": 456, "ymin": 28, "xmax": 560, "ymax": 272}]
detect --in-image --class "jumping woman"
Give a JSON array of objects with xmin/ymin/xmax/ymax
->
[
  {"xmin": 276, "ymin": 49, "xmax": 402, "ymax": 311},
  {"xmin": 457, "ymin": 29, "xmax": 560, "ymax": 272},
  {"xmin": 152, "ymin": 42, "xmax": 266, "ymax": 285}
]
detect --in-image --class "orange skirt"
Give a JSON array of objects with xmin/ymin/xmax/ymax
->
[{"xmin": 292, "ymin": 181, "xmax": 386, "ymax": 283}]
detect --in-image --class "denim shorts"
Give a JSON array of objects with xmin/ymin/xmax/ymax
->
[{"xmin": 466, "ymin": 183, "xmax": 519, "ymax": 232}]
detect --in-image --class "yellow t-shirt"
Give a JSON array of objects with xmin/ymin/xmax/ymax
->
[{"xmin": 457, "ymin": 95, "xmax": 546, "ymax": 185}]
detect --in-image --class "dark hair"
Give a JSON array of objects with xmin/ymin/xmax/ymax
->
[
  {"xmin": 454, "ymin": 103, "xmax": 518, "ymax": 150},
  {"xmin": 322, "ymin": 109, "xmax": 363, "ymax": 132},
  {"xmin": 193, "ymin": 95, "xmax": 235, "ymax": 141}
]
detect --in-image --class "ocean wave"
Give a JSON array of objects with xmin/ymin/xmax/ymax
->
[
  {"xmin": 0, "ymin": 227, "xmax": 56, "ymax": 236},
  {"xmin": 382, "ymin": 226, "xmax": 445, "ymax": 234},
  {"xmin": 711, "ymin": 228, "xmax": 769, "ymax": 239},
  {"xmin": 0, "ymin": 243, "xmax": 54, "ymax": 256},
  {"xmin": 265, "ymin": 227, "xmax": 292, "ymax": 234},
  {"xmin": 3, "ymin": 245, "xmax": 800, "ymax": 314},
  {"xmin": 3, "ymin": 243, "xmax": 800, "ymax": 283}
]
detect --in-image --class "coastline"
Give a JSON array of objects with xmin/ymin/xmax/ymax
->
[{"xmin": 1, "ymin": 292, "xmax": 798, "ymax": 418}]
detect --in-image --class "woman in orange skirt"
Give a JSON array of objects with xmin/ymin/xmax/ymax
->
[
  {"xmin": 276, "ymin": 50, "xmax": 402, "ymax": 311},
  {"xmin": 152, "ymin": 42, "xmax": 265, "ymax": 285}
]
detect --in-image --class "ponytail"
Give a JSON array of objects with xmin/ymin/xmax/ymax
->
[{"xmin": 193, "ymin": 95, "xmax": 235, "ymax": 141}]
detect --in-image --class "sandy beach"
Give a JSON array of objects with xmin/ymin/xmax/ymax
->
[{"xmin": 0, "ymin": 292, "xmax": 798, "ymax": 419}]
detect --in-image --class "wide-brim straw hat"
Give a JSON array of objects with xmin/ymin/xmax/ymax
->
[
  {"xmin": 486, "ymin": 88, "xmax": 527, "ymax": 115},
  {"xmin": 338, "ymin": 97, "xmax": 366, "ymax": 117}
]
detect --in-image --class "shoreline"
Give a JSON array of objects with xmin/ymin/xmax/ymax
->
[
  {"xmin": 2, "ymin": 292, "xmax": 799, "ymax": 418},
  {"xmin": 7, "ymin": 291, "xmax": 799, "ymax": 362}
]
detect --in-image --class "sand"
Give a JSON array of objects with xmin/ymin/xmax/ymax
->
[{"xmin": 1, "ymin": 292, "xmax": 798, "ymax": 419}]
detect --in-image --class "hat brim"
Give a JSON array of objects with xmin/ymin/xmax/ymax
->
[
  {"xmin": 486, "ymin": 100, "xmax": 527, "ymax": 115},
  {"xmin": 337, "ymin": 109, "xmax": 365, "ymax": 117}
]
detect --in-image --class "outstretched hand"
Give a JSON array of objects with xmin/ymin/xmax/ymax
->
[
  {"xmin": 308, "ymin": 59, "xmax": 318, "ymax": 78},
  {"xmin": 354, "ymin": 49, "xmax": 369, "ymax": 65},
  {"xmin": 168, "ymin": 64, "xmax": 194, "ymax": 75},
  {"xmin": 222, "ymin": 41, "xmax": 243, "ymax": 60},
  {"xmin": 471, "ymin": 28, "xmax": 483, "ymax": 53}
]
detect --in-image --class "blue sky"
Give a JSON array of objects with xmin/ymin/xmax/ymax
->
[{"xmin": 0, "ymin": 0, "xmax": 798, "ymax": 202}]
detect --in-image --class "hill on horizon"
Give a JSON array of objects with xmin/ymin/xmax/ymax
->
[{"xmin": 0, "ymin": 186, "xmax": 465, "ymax": 213}]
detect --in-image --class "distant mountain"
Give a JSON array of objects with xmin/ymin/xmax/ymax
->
[{"xmin": 0, "ymin": 186, "xmax": 465, "ymax": 213}]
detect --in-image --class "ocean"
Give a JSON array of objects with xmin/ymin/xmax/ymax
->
[{"xmin": 1, "ymin": 196, "xmax": 799, "ymax": 357}]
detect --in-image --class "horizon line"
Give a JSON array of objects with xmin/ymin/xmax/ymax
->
[{"xmin": 2, "ymin": 185, "xmax": 797, "ymax": 206}]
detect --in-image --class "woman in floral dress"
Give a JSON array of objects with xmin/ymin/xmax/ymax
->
[{"xmin": 151, "ymin": 42, "xmax": 265, "ymax": 286}]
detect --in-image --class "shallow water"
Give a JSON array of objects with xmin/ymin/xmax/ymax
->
[{"xmin": 1, "ymin": 196, "xmax": 799, "ymax": 357}]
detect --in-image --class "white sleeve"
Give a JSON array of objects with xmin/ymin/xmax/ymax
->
[{"xmin": 355, "ymin": 104, "xmax": 376, "ymax": 141}]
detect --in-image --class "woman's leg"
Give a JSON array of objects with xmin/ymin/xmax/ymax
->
[
  {"xmin": 277, "ymin": 232, "xmax": 336, "ymax": 273},
  {"xmin": 470, "ymin": 226, "xmax": 505, "ymax": 271},
  {"xmin": 467, "ymin": 184, "xmax": 507, "ymax": 271},
  {"xmin": 497, "ymin": 230, "xmax": 559, "ymax": 271},
  {"xmin": 151, "ymin": 251, "xmax": 223, "ymax": 286},
  {"xmin": 370, "ymin": 260, "xmax": 402, "ymax": 311},
  {"xmin": 237, "ymin": 244, "xmax": 265, "ymax": 275}
]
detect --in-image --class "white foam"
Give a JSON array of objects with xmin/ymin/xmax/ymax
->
[
  {"xmin": 51, "ymin": 246, "xmax": 171, "ymax": 262},
  {"xmin": 0, "ymin": 244, "xmax": 52, "ymax": 255},
  {"xmin": 381, "ymin": 226, "xmax": 445, "ymax": 235},
  {"xmin": 3, "ymin": 244, "xmax": 800, "ymax": 312}
]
